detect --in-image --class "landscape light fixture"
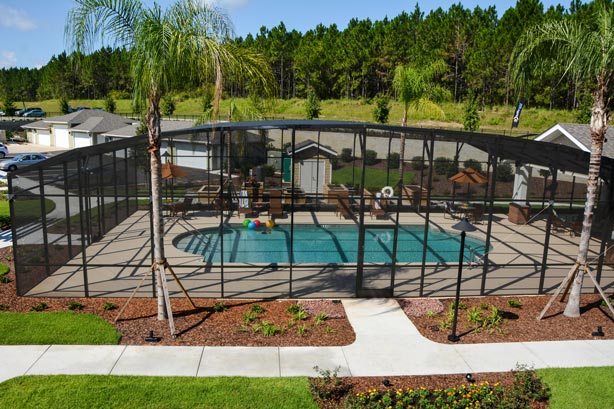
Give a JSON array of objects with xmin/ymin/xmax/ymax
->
[
  {"xmin": 145, "ymin": 330, "xmax": 161, "ymax": 343},
  {"xmin": 448, "ymin": 218, "xmax": 476, "ymax": 343},
  {"xmin": 465, "ymin": 373, "xmax": 476, "ymax": 383},
  {"xmin": 382, "ymin": 379, "xmax": 392, "ymax": 387},
  {"xmin": 591, "ymin": 326, "xmax": 605, "ymax": 337}
]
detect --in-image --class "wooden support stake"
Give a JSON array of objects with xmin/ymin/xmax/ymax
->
[
  {"xmin": 158, "ymin": 262, "xmax": 176, "ymax": 337},
  {"xmin": 165, "ymin": 261, "xmax": 196, "ymax": 309},
  {"xmin": 537, "ymin": 263, "xmax": 579, "ymax": 320},
  {"xmin": 585, "ymin": 266, "xmax": 614, "ymax": 317},
  {"xmin": 114, "ymin": 265, "xmax": 154, "ymax": 323}
]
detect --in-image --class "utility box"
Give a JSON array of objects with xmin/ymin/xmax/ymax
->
[{"xmin": 508, "ymin": 202, "xmax": 530, "ymax": 224}]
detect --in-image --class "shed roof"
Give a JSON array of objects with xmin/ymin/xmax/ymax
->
[
  {"xmin": 535, "ymin": 123, "xmax": 614, "ymax": 159},
  {"xmin": 286, "ymin": 139, "xmax": 338, "ymax": 158}
]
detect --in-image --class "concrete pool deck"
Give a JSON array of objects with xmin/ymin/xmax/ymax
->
[{"xmin": 25, "ymin": 208, "xmax": 613, "ymax": 299}]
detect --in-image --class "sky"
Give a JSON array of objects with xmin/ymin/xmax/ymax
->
[{"xmin": 1, "ymin": 0, "xmax": 564, "ymax": 69}]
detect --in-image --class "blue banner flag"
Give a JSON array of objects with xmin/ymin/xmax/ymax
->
[{"xmin": 511, "ymin": 97, "xmax": 526, "ymax": 128}]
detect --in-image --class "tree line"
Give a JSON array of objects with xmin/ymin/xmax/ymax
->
[{"xmin": 0, "ymin": 0, "xmax": 604, "ymax": 115}]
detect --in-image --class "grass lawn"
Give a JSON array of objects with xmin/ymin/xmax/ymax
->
[
  {"xmin": 537, "ymin": 366, "xmax": 614, "ymax": 409},
  {"xmin": 0, "ymin": 375, "xmax": 318, "ymax": 409},
  {"xmin": 0, "ymin": 312, "xmax": 121, "ymax": 345},
  {"xmin": 0, "ymin": 198, "xmax": 56, "ymax": 218},
  {"xmin": 332, "ymin": 166, "xmax": 414, "ymax": 192}
]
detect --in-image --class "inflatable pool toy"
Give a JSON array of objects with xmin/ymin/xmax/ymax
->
[
  {"xmin": 254, "ymin": 220, "xmax": 261, "ymax": 228},
  {"xmin": 265, "ymin": 219, "xmax": 275, "ymax": 228},
  {"xmin": 243, "ymin": 219, "xmax": 251, "ymax": 227},
  {"xmin": 248, "ymin": 221, "xmax": 257, "ymax": 230},
  {"xmin": 381, "ymin": 186, "xmax": 394, "ymax": 197}
]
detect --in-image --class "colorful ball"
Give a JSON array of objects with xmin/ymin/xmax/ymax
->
[
  {"xmin": 248, "ymin": 221, "xmax": 257, "ymax": 230},
  {"xmin": 243, "ymin": 219, "xmax": 251, "ymax": 227},
  {"xmin": 265, "ymin": 219, "xmax": 275, "ymax": 228},
  {"xmin": 254, "ymin": 220, "xmax": 261, "ymax": 228}
]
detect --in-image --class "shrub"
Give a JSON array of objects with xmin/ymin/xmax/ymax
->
[
  {"xmin": 497, "ymin": 160, "xmax": 514, "ymax": 182},
  {"xmin": 387, "ymin": 152, "xmax": 400, "ymax": 169},
  {"xmin": 104, "ymin": 95, "xmax": 116, "ymax": 113},
  {"xmin": 297, "ymin": 325, "xmax": 307, "ymax": 336},
  {"xmin": 0, "ymin": 215, "xmax": 11, "ymax": 230},
  {"xmin": 292, "ymin": 309, "xmax": 308, "ymax": 321},
  {"xmin": 341, "ymin": 148, "xmax": 354, "ymax": 162},
  {"xmin": 59, "ymin": 96, "xmax": 71, "ymax": 114},
  {"xmin": 310, "ymin": 366, "xmax": 349, "ymax": 402},
  {"xmin": 305, "ymin": 90, "xmax": 321, "ymax": 119},
  {"xmin": 30, "ymin": 302, "xmax": 48, "ymax": 312},
  {"xmin": 243, "ymin": 311, "xmax": 258, "ymax": 324},
  {"xmin": 213, "ymin": 301, "xmax": 227, "ymax": 312},
  {"xmin": 314, "ymin": 312, "xmax": 328, "ymax": 325},
  {"xmin": 365, "ymin": 149, "xmax": 378, "ymax": 166},
  {"xmin": 434, "ymin": 156, "xmax": 453, "ymax": 175},
  {"xmin": 0, "ymin": 263, "xmax": 9, "ymax": 283},
  {"xmin": 372, "ymin": 94, "xmax": 390, "ymax": 124},
  {"xmin": 286, "ymin": 304, "xmax": 301, "ymax": 314},
  {"xmin": 507, "ymin": 299, "xmax": 522, "ymax": 308},
  {"xmin": 411, "ymin": 155, "xmax": 426, "ymax": 170},
  {"xmin": 252, "ymin": 321, "xmax": 282, "ymax": 336},
  {"xmin": 103, "ymin": 302, "xmax": 117, "ymax": 311},
  {"xmin": 463, "ymin": 158, "xmax": 483, "ymax": 172},
  {"xmin": 161, "ymin": 96, "xmax": 176, "ymax": 116},
  {"xmin": 251, "ymin": 304, "xmax": 265, "ymax": 314},
  {"xmin": 67, "ymin": 301, "xmax": 84, "ymax": 311}
]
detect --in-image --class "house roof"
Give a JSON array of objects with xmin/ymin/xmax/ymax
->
[
  {"xmin": 21, "ymin": 109, "xmax": 135, "ymax": 132},
  {"xmin": 286, "ymin": 139, "xmax": 338, "ymax": 158},
  {"xmin": 101, "ymin": 119, "xmax": 195, "ymax": 138},
  {"xmin": 534, "ymin": 123, "xmax": 614, "ymax": 159}
]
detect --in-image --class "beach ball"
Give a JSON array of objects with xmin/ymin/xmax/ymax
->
[
  {"xmin": 254, "ymin": 220, "xmax": 261, "ymax": 228},
  {"xmin": 265, "ymin": 219, "xmax": 275, "ymax": 228},
  {"xmin": 248, "ymin": 221, "xmax": 257, "ymax": 230},
  {"xmin": 243, "ymin": 219, "xmax": 251, "ymax": 228}
]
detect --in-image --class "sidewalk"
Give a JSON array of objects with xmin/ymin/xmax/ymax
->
[{"xmin": 0, "ymin": 299, "xmax": 612, "ymax": 382}]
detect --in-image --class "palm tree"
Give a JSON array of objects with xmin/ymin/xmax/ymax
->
[
  {"xmin": 510, "ymin": 4, "xmax": 614, "ymax": 318},
  {"xmin": 66, "ymin": 0, "xmax": 274, "ymax": 320},
  {"xmin": 392, "ymin": 61, "xmax": 448, "ymax": 180}
]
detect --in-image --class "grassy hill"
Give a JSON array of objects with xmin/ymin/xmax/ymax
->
[{"xmin": 26, "ymin": 98, "xmax": 579, "ymax": 136}]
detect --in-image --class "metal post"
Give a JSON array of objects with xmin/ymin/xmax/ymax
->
[{"xmin": 448, "ymin": 230, "xmax": 466, "ymax": 342}]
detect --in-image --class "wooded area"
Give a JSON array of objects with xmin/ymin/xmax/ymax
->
[{"xmin": 0, "ymin": 0, "xmax": 601, "ymax": 116}]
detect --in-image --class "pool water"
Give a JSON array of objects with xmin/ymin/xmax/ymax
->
[{"xmin": 174, "ymin": 224, "xmax": 487, "ymax": 264}]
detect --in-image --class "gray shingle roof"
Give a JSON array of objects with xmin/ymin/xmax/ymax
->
[
  {"xmin": 536, "ymin": 123, "xmax": 614, "ymax": 159},
  {"xmin": 21, "ymin": 109, "xmax": 136, "ymax": 132},
  {"xmin": 101, "ymin": 120, "xmax": 195, "ymax": 138}
]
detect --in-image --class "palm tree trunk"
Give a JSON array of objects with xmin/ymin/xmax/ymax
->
[
  {"xmin": 564, "ymin": 83, "xmax": 608, "ymax": 317},
  {"xmin": 147, "ymin": 93, "xmax": 168, "ymax": 320},
  {"xmin": 399, "ymin": 104, "xmax": 408, "ymax": 180}
]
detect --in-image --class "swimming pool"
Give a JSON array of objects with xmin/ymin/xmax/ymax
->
[{"xmin": 174, "ymin": 224, "xmax": 487, "ymax": 264}]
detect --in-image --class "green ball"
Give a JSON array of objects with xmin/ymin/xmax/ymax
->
[{"xmin": 242, "ymin": 219, "xmax": 251, "ymax": 227}]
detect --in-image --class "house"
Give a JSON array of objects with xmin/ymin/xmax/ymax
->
[
  {"xmin": 22, "ymin": 109, "xmax": 136, "ymax": 148},
  {"xmin": 534, "ymin": 123, "xmax": 614, "ymax": 159}
]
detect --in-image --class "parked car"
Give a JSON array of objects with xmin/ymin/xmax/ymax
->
[
  {"xmin": 15, "ymin": 108, "xmax": 31, "ymax": 116},
  {"xmin": 0, "ymin": 110, "xmax": 5, "ymax": 116},
  {"xmin": 0, "ymin": 153, "xmax": 47, "ymax": 171},
  {"xmin": 23, "ymin": 108, "xmax": 46, "ymax": 118},
  {"xmin": 0, "ymin": 143, "xmax": 8, "ymax": 158}
]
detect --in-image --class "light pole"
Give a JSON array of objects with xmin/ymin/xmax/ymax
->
[{"xmin": 448, "ymin": 217, "xmax": 476, "ymax": 342}]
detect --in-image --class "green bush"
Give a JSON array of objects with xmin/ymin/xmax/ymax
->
[
  {"xmin": 30, "ymin": 302, "xmax": 49, "ymax": 312},
  {"xmin": 365, "ymin": 150, "xmax": 378, "ymax": 166},
  {"xmin": 463, "ymin": 158, "xmax": 483, "ymax": 172},
  {"xmin": 341, "ymin": 148, "xmax": 353, "ymax": 162},
  {"xmin": 102, "ymin": 302, "xmax": 117, "ymax": 311},
  {"xmin": 372, "ymin": 94, "xmax": 390, "ymax": 123},
  {"xmin": 411, "ymin": 155, "xmax": 426, "ymax": 170},
  {"xmin": 67, "ymin": 301, "xmax": 84, "ymax": 311},
  {"xmin": 305, "ymin": 90, "xmax": 321, "ymax": 119},
  {"xmin": 434, "ymin": 157, "xmax": 452, "ymax": 175},
  {"xmin": 497, "ymin": 160, "xmax": 514, "ymax": 182},
  {"xmin": 387, "ymin": 152, "xmax": 400, "ymax": 169},
  {"xmin": 161, "ymin": 97, "xmax": 176, "ymax": 116},
  {"xmin": 104, "ymin": 95, "xmax": 116, "ymax": 113}
]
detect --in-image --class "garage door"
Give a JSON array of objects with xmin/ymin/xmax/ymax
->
[
  {"xmin": 73, "ymin": 133, "xmax": 91, "ymax": 148},
  {"xmin": 55, "ymin": 128, "xmax": 70, "ymax": 148},
  {"xmin": 38, "ymin": 131, "xmax": 51, "ymax": 146}
]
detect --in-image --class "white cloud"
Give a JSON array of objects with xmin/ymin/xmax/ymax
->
[
  {"xmin": 0, "ymin": 5, "xmax": 36, "ymax": 31},
  {"xmin": 0, "ymin": 51, "xmax": 17, "ymax": 68}
]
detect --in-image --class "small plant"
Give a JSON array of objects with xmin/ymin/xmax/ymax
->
[
  {"xmin": 102, "ymin": 302, "xmax": 117, "ymax": 311},
  {"xmin": 297, "ymin": 325, "xmax": 307, "ymax": 336},
  {"xmin": 0, "ymin": 304, "xmax": 9, "ymax": 311},
  {"xmin": 286, "ymin": 304, "xmax": 301, "ymax": 314},
  {"xmin": 507, "ymin": 299, "xmax": 522, "ymax": 308},
  {"xmin": 314, "ymin": 311, "xmax": 328, "ymax": 325},
  {"xmin": 67, "ymin": 301, "xmax": 84, "ymax": 311},
  {"xmin": 480, "ymin": 302, "xmax": 489, "ymax": 310},
  {"xmin": 310, "ymin": 366, "xmax": 349, "ymax": 402},
  {"xmin": 292, "ymin": 309, "xmax": 308, "ymax": 321},
  {"xmin": 243, "ymin": 311, "xmax": 258, "ymax": 324},
  {"xmin": 324, "ymin": 327, "xmax": 336, "ymax": 334},
  {"xmin": 426, "ymin": 310, "xmax": 437, "ymax": 318},
  {"xmin": 253, "ymin": 321, "xmax": 282, "ymax": 337},
  {"xmin": 484, "ymin": 306, "xmax": 505, "ymax": 334},
  {"xmin": 601, "ymin": 296, "xmax": 614, "ymax": 306},
  {"xmin": 501, "ymin": 364, "xmax": 551, "ymax": 407},
  {"xmin": 213, "ymin": 302, "xmax": 228, "ymax": 312},
  {"xmin": 30, "ymin": 302, "xmax": 48, "ymax": 312},
  {"xmin": 250, "ymin": 304, "xmax": 265, "ymax": 314},
  {"xmin": 466, "ymin": 306, "xmax": 483, "ymax": 325},
  {"xmin": 287, "ymin": 319, "xmax": 296, "ymax": 328},
  {"xmin": 0, "ymin": 263, "xmax": 9, "ymax": 283}
]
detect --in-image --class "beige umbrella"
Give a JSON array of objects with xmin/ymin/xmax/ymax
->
[
  {"xmin": 162, "ymin": 162, "xmax": 188, "ymax": 179},
  {"xmin": 448, "ymin": 167, "xmax": 488, "ymax": 194}
]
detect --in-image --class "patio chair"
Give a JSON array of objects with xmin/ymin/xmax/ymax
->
[
  {"xmin": 369, "ymin": 191, "xmax": 387, "ymax": 219},
  {"xmin": 444, "ymin": 201, "xmax": 462, "ymax": 219},
  {"xmin": 469, "ymin": 203, "xmax": 484, "ymax": 224},
  {"xmin": 334, "ymin": 189, "xmax": 354, "ymax": 219},
  {"xmin": 238, "ymin": 189, "xmax": 252, "ymax": 217},
  {"xmin": 169, "ymin": 196, "xmax": 193, "ymax": 218},
  {"xmin": 550, "ymin": 210, "xmax": 575, "ymax": 236},
  {"xmin": 268, "ymin": 189, "xmax": 284, "ymax": 219}
]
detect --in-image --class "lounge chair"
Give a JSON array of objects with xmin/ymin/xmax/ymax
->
[
  {"xmin": 169, "ymin": 197, "xmax": 193, "ymax": 218},
  {"xmin": 369, "ymin": 190, "xmax": 387, "ymax": 219},
  {"xmin": 550, "ymin": 210, "xmax": 576, "ymax": 236},
  {"xmin": 238, "ymin": 189, "xmax": 252, "ymax": 217},
  {"xmin": 444, "ymin": 201, "xmax": 462, "ymax": 219},
  {"xmin": 334, "ymin": 189, "xmax": 354, "ymax": 219},
  {"xmin": 268, "ymin": 189, "xmax": 284, "ymax": 219}
]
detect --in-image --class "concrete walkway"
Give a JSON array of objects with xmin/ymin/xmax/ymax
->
[{"xmin": 1, "ymin": 299, "xmax": 612, "ymax": 383}]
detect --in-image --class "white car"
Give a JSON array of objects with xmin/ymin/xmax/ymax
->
[
  {"xmin": 0, "ymin": 143, "xmax": 7, "ymax": 158},
  {"xmin": 0, "ymin": 153, "xmax": 47, "ymax": 171}
]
